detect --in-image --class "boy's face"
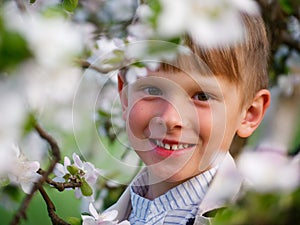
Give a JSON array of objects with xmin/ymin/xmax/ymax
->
[{"xmin": 121, "ymin": 70, "xmax": 247, "ymax": 184}]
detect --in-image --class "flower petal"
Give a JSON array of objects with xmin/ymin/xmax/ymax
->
[
  {"xmin": 54, "ymin": 163, "xmax": 66, "ymax": 177},
  {"xmin": 64, "ymin": 156, "xmax": 71, "ymax": 166},
  {"xmin": 89, "ymin": 203, "xmax": 99, "ymax": 219},
  {"xmin": 73, "ymin": 153, "xmax": 83, "ymax": 168},
  {"xmin": 118, "ymin": 220, "xmax": 131, "ymax": 225},
  {"xmin": 101, "ymin": 210, "xmax": 118, "ymax": 221}
]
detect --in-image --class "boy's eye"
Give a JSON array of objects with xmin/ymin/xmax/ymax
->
[
  {"xmin": 193, "ymin": 92, "xmax": 210, "ymax": 101},
  {"xmin": 144, "ymin": 86, "xmax": 163, "ymax": 96}
]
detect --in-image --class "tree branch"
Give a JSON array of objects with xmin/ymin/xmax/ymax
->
[
  {"xmin": 39, "ymin": 186, "xmax": 70, "ymax": 225},
  {"xmin": 10, "ymin": 123, "xmax": 62, "ymax": 225},
  {"xmin": 38, "ymin": 169, "xmax": 82, "ymax": 192},
  {"xmin": 78, "ymin": 59, "xmax": 119, "ymax": 74}
]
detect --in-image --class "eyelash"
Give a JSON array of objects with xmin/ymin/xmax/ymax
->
[
  {"xmin": 142, "ymin": 86, "xmax": 213, "ymax": 102},
  {"xmin": 193, "ymin": 92, "xmax": 212, "ymax": 101},
  {"xmin": 143, "ymin": 86, "xmax": 163, "ymax": 96}
]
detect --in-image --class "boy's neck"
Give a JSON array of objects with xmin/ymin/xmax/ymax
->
[
  {"xmin": 145, "ymin": 181, "xmax": 181, "ymax": 200},
  {"xmin": 145, "ymin": 173, "xmax": 194, "ymax": 200}
]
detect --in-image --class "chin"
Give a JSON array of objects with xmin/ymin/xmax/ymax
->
[{"xmin": 149, "ymin": 166, "xmax": 199, "ymax": 185}]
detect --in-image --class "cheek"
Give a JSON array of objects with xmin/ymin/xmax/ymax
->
[
  {"xmin": 196, "ymin": 109, "xmax": 213, "ymax": 141},
  {"xmin": 198, "ymin": 106, "xmax": 228, "ymax": 150},
  {"xmin": 126, "ymin": 100, "xmax": 151, "ymax": 138}
]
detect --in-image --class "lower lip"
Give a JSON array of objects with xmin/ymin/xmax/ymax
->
[{"xmin": 151, "ymin": 144, "xmax": 194, "ymax": 157}]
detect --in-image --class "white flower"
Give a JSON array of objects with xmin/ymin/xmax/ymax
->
[
  {"xmin": 7, "ymin": 13, "xmax": 83, "ymax": 68},
  {"xmin": 72, "ymin": 153, "xmax": 100, "ymax": 186},
  {"xmin": 0, "ymin": 148, "xmax": 14, "ymax": 181},
  {"xmin": 125, "ymin": 66, "xmax": 148, "ymax": 84},
  {"xmin": 53, "ymin": 156, "xmax": 72, "ymax": 183},
  {"xmin": 156, "ymin": 0, "xmax": 259, "ymax": 47},
  {"xmin": 53, "ymin": 153, "xmax": 101, "ymax": 200},
  {"xmin": 21, "ymin": 63, "xmax": 81, "ymax": 110},
  {"xmin": 8, "ymin": 145, "xmax": 41, "ymax": 194},
  {"xmin": 0, "ymin": 82, "xmax": 26, "ymax": 154},
  {"xmin": 82, "ymin": 203, "xmax": 130, "ymax": 225},
  {"xmin": 237, "ymin": 150, "xmax": 300, "ymax": 193},
  {"xmin": 90, "ymin": 37, "xmax": 125, "ymax": 71}
]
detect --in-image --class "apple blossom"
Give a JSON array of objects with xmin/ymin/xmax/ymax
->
[
  {"xmin": 6, "ymin": 13, "xmax": 83, "ymax": 69},
  {"xmin": 237, "ymin": 150, "xmax": 300, "ymax": 193},
  {"xmin": 82, "ymin": 203, "xmax": 130, "ymax": 225},
  {"xmin": 125, "ymin": 66, "xmax": 147, "ymax": 84},
  {"xmin": 90, "ymin": 37, "xmax": 126, "ymax": 72},
  {"xmin": 53, "ymin": 153, "xmax": 101, "ymax": 200},
  {"xmin": 7, "ymin": 145, "xmax": 41, "ymax": 194}
]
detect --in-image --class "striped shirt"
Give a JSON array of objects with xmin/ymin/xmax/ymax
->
[{"xmin": 129, "ymin": 167, "xmax": 218, "ymax": 225}]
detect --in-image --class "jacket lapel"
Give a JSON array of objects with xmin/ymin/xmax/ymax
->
[{"xmin": 194, "ymin": 153, "xmax": 243, "ymax": 224}]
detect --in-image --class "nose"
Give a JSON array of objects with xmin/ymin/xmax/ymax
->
[
  {"xmin": 160, "ymin": 102, "xmax": 183, "ymax": 131},
  {"xmin": 148, "ymin": 103, "xmax": 183, "ymax": 137}
]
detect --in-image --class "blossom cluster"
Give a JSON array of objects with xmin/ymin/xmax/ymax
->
[
  {"xmin": 53, "ymin": 153, "xmax": 101, "ymax": 200},
  {"xmin": 0, "ymin": 145, "xmax": 41, "ymax": 194}
]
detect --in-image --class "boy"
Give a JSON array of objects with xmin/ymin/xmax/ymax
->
[{"xmin": 108, "ymin": 12, "xmax": 271, "ymax": 225}]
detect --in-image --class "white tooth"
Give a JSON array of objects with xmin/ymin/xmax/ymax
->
[
  {"xmin": 178, "ymin": 144, "xmax": 184, "ymax": 149},
  {"xmin": 183, "ymin": 144, "xmax": 189, "ymax": 148},
  {"xmin": 164, "ymin": 144, "xmax": 170, "ymax": 150},
  {"xmin": 172, "ymin": 145, "xmax": 178, "ymax": 150}
]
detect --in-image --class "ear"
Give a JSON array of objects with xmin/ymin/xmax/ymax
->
[
  {"xmin": 118, "ymin": 73, "xmax": 128, "ymax": 120},
  {"xmin": 237, "ymin": 89, "xmax": 271, "ymax": 138}
]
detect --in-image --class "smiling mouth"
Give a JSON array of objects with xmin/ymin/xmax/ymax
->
[{"xmin": 150, "ymin": 139, "xmax": 195, "ymax": 151}]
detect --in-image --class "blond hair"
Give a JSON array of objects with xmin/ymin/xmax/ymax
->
[{"xmin": 160, "ymin": 13, "xmax": 269, "ymax": 106}]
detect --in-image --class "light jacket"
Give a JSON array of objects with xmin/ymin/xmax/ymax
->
[{"xmin": 105, "ymin": 153, "xmax": 243, "ymax": 225}]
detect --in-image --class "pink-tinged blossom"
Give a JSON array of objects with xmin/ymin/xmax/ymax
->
[
  {"xmin": 82, "ymin": 203, "xmax": 130, "ymax": 225},
  {"xmin": 53, "ymin": 153, "xmax": 101, "ymax": 200},
  {"xmin": 72, "ymin": 153, "xmax": 100, "ymax": 186},
  {"xmin": 53, "ymin": 156, "xmax": 72, "ymax": 183},
  {"xmin": 8, "ymin": 145, "xmax": 41, "ymax": 194},
  {"xmin": 237, "ymin": 150, "xmax": 300, "ymax": 193}
]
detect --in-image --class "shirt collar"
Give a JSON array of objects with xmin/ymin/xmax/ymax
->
[{"xmin": 130, "ymin": 167, "xmax": 218, "ymax": 219}]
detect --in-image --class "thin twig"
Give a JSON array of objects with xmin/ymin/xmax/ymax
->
[
  {"xmin": 38, "ymin": 169, "xmax": 82, "ymax": 192},
  {"xmin": 78, "ymin": 59, "xmax": 118, "ymax": 74},
  {"xmin": 39, "ymin": 186, "xmax": 70, "ymax": 225}
]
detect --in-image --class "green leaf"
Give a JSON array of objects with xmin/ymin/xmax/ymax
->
[
  {"xmin": 67, "ymin": 217, "xmax": 82, "ymax": 225},
  {"xmin": 0, "ymin": 29, "xmax": 32, "ymax": 73},
  {"xmin": 62, "ymin": 0, "xmax": 79, "ymax": 12},
  {"xmin": 63, "ymin": 173, "xmax": 70, "ymax": 181},
  {"xmin": 80, "ymin": 178, "xmax": 93, "ymax": 196},
  {"xmin": 147, "ymin": 0, "xmax": 162, "ymax": 28},
  {"xmin": 67, "ymin": 165, "xmax": 79, "ymax": 175},
  {"xmin": 98, "ymin": 109, "xmax": 110, "ymax": 117},
  {"xmin": 279, "ymin": 0, "xmax": 294, "ymax": 14},
  {"xmin": 0, "ymin": 178, "xmax": 10, "ymax": 187},
  {"xmin": 102, "ymin": 50, "xmax": 125, "ymax": 65},
  {"xmin": 42, "ymin": 6, "xmax": 68, "ymax": 18},
  {"xmin": 22, "ymin": 113, "xmax": 37, "ymax": 136},
  {"xmin": 30, "ymin": 0, "xmax": 36, "ymax": 3}
]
